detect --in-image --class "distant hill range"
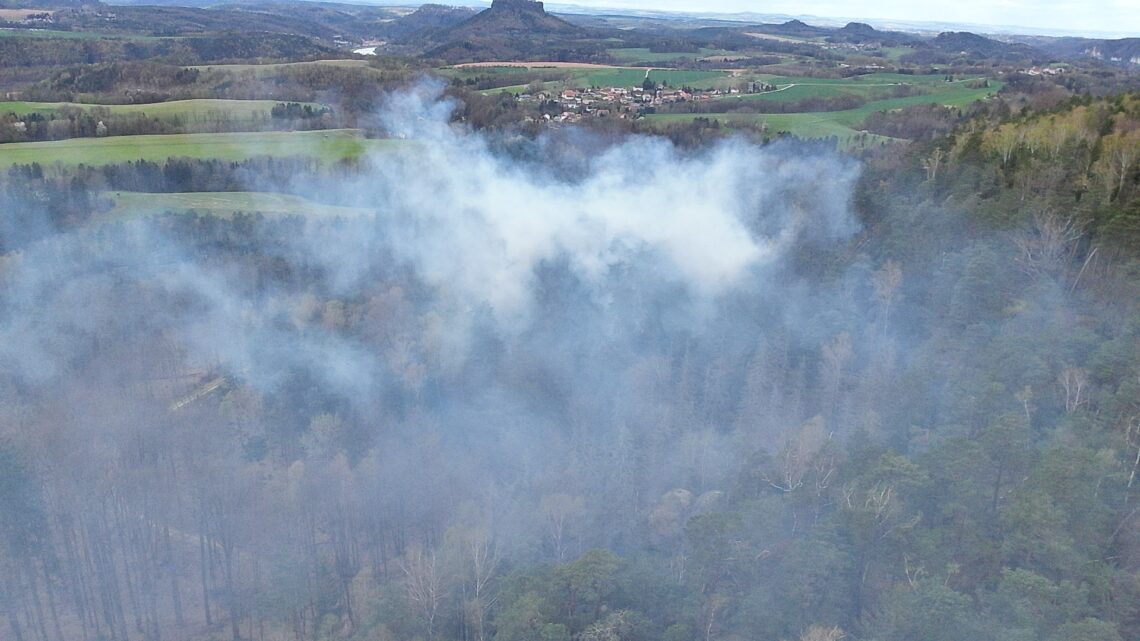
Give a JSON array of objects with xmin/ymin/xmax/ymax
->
[
  {"xmin": 4, "ymin": 0, "xmax": 1137, "ymax": 69},
  {"xmin": 829, "ymin": 22, "xmax": 918, "ymax": 46},
  {"xmin": 380, "ymin": 4, "xmax": 477, "ymax": 43},
  {"xmin": 0, "ymin": 0, "xmax": 94, "ymax": 7},
  {"xmin": 1011, "ymin": 35, "xmax": 1140, "ymax": 66},
  {"xmin": 446, "ymin": 0, "xmax": 581, "ymax": 38},
  {"xmin": 749, "ymin": 19, "xmax": 829, "ymax": 39},
  {"xmin": 928, "ymin": 31, "xmax": 1043, "ymax": 60},
  {"xmin": 423, "ymin": 0, "xmax": 604, "ymax": 63}
]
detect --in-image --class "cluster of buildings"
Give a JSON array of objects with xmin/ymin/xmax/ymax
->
[
  {"xmin": 517, "ymin": 84, "xmax": 769, "ymax": 123},
  {"xmin": 1018, "ymin": 66, "xmax": 1067, "ymax": 76}
]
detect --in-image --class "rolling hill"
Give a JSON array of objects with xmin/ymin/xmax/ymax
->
[{"xmin": 424, "ymin": 0, "xmax": 606, "ymax": 63}]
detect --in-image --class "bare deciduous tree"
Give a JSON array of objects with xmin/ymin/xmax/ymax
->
[{"xmin": 400, "ymin": 544, "xmax": 445, "ymax": 639}]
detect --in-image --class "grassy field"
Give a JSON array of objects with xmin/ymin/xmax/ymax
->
[
  {"xmin": 0, "ymin": 27, "xmax": 160, "ymax": 41},
  {"xmin": 644, "ymin": 79, "xmax": 1003, "ymax": 143},
  {"xmin": 648, "ymin": 69, "xmax": 730, "ymax": 88},
  {"xmin": 743, "ymin": 72, "xmax": 958, "ymax": 86},
  {"xmin": 477, "ymin": 84, "xmax": 533, "ymax": 96},
  {"xmin": 647, "ymin": 111, "xmax": 899, "ymax": 144},
  {"xmin": 606, "ymin": 48, "xmax": 735, "ymax": 63},
  {"xmin": 105, "ymin": 191, "xmax": 375, "ymax": 218},
  {"xmin": 578, "ymin": 68, "xmax": 651, "ymax": 88},
  {"xmin": 725, "ymin": 84, "xmax": 879, "ymax": 102},
  {"xmin": 187, "ymin": 59, "xmax": 374, "ymax": 76},
  {"xmin": 0, "ymin": 129, "xmax": 393, "ymax": 167},
  {"xmin": 716, "ymin": 77, "xmax": 974, "ymax": 104},
  {"xmin": 710, "ymin": 76, "xmax": 996, "ymax": 107},
  {"xmin": 878, "ymin": 46, "xmax": 916, "ymax": 61},
  {"xmin": 0, "ymin": 99, "xmax": 324, "ymax": 121}
]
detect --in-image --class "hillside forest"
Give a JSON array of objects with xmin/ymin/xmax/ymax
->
[{"xmin": 0, "ymin": 3, "xmax": 1139, "ymax": 641}]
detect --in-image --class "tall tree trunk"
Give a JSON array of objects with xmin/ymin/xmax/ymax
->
[
  {"xmin": 222, "ymin": 540, "xmax": 240, "ymax": 641},
  {"xmin": 113, "ymin": 502, "xmax": 143, "ymax": 635},
  {"xmin": 198, "ymin": 525, "xmax": 212, "ymax": 627},
  {"xmin": 165, "ymin": 526, "xmax": 184, "ymax": 631},
  {"xmin": 41, "ymin": 564, "xmax": 65, "ymax": 641}
]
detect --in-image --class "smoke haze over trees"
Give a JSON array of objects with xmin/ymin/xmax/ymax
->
[{"xmin": 1, "ymin": 83, "xmax": 1139, "ymax": 641}]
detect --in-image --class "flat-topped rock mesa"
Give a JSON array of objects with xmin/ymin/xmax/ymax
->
[{"xmin": 449, "ymin": 0, "xmax": 581, "ymax": 37}]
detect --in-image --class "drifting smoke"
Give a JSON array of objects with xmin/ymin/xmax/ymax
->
[
  {"xmin": 0, "ymin": 79, "xmax": 889, "ymax": 638},
  {"xmin": 0, "ymin": 84, "xmax": 868, "ymax": 634},
  {"xmin": 1, "ymin": 82, "xmax": 861, "ymax": 403},
  {"xmin": 305, "ymin": 82, "xmax": 861, "ymax": 351}
]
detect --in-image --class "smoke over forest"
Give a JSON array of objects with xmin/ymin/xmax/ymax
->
[{"xmin": 1, "ymin": 83, "xmax": 1139, "ymax": 641}]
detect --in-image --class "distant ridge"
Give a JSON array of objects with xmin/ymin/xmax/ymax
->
[
  {"xmin": 932, "ymin": 31, "xmax": 1040, "ymax": 58},
  {"xmin": 425, "ymin": 0, "xmax": 594, "ymax": 62},
  {"xmin": 383, "ymin": 4, "xmax": 478, "ymax": 43},
  {"xmin": 1012, "ymin": 35, "xmax": 1140, "ymax": 66},
  {"xmin": 751, "ymin": 19, "xmax": 830, "ymax": 38},
  {"xmin": 445, "ymin": 0, "xmax": 582, "ymax": 38},
  {"xmin": 830, "ymin": 21, "xmax": 918, "ymax": 46}
]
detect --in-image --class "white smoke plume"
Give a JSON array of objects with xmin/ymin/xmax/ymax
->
[
  {"xmin": 308, "ymin": 82, "xmax": 861, "ymax": 331},
  {"xmin": 0, "ymin": 83, "xmax": 862, "ymax": 407}
]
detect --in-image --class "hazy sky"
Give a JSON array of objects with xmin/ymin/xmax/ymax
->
[{"xmin": 552, "ymin": 0, "xmax": 1139, "ymax": 36}]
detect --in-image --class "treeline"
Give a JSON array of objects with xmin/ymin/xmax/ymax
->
[
  {"xmin": 863, "ymin": 104, "xmax": 972, "ymax": 141},
  {"xmin": 448, "ymin": 70, "xmax": 571, "ymax": 92},
  {"xmin": 19, "ymin": 61, "xmax": 421, "ymax": 121},
  {"xmin": 931, "ymin": 92, "xmax": 1140, "ymax": 254},
  {"xmin": 0, "ymin": 157, "xmax": 333, "ymax": 250},
  {"xmin": 0, "ymin": 103, "xmax": 335, "ymax": 144},
  {"xmin": 45, "ymin": 2, "xmax": 409, "ymax": 42},
  {"xmin": 0, "ymin": 32, "xmax": 338, "ymax": 68}
]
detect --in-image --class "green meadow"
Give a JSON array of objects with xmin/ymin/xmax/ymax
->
[
  {"xmin": 0, "ymin": 99, "xmax": 325, "ymax": 121},
  {"xmin": 187, "ymin": 59, "xmax": 375, "ymax": 76},
  {"xmin": 644, "ymin": 78, "xmax": 1003, "ymax": 142},
  {"xmin": 0, "ymin": 129, "xmax": 394, "ymax": 167},
  {"xmin": 606, "ymin": 48, "xmax": 736, "ymax": 63}
]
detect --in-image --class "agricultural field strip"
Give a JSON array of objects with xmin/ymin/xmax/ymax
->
[
  {"xmin": 718, "ymin": 77, "xmax": 988, "ymax": 102},
  {"xmin": 0, "ymin": 129, "xmax": 399, "ymax": 167},
  {"xmin": 185, "ymin": 59, "xmax": 374, "ymax": 74},
  {"xmin": 643, "ymin": 79, "xmax": 1001, "ymax": 140},
  {"xmin": 0, "ymin": 98, "xmax": 327, "ymax": 119}
]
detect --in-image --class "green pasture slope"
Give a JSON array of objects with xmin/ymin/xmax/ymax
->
[
  {"xmin": 647, "ymin": 111, "xmax": 901, "ymax": 147},
  {"xmin": 644, "ymin": 78, "xmax": 1003, "ymax": 143},
  {"xmin": 0, "ymin": 99, "xmax": 324, "ymax": 121},
  {"xmin": 106, "ymin": 191, "xmax": 375, "ymax": 218},
  {"xmin": 0, "ymin": 129, "xmax": 394, "ymax": 167},
  {"xmin": 606, "ymin": 48, "xmax": 736, "ymax": 63},
  {"xmin": 647, "ymin": 69, "xmax": 728, "ymax": 88},
  {"xmin": 575, "ymin": 68, "xmax": 649, "ymax": 88},
  {"xmin": 187, "ymin": 59, "xmax": 375, "ymax": 77}
]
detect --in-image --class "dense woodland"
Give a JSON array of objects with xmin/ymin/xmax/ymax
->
[
  {"xmin": 0, "ymin": 80, "xmax": 1139, "ymax": 641},
  {"xmin": 1, "ymin": 2, "xmax": 1139, "ymax": 641}
]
